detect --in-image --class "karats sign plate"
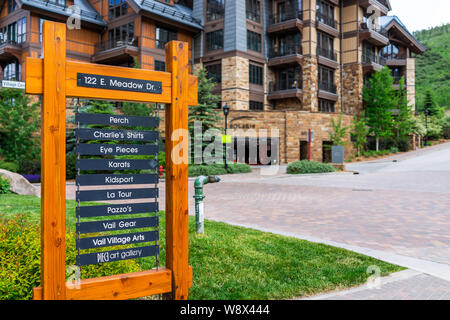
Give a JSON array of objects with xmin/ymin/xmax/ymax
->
[{"xmin": 77, "ymin": 73, "xmax": 162, "ymax": 94}]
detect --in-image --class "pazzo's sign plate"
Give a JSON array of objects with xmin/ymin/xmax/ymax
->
[{"xmin": 77, "ymin": 73, "xmax": 162, "ymax": 94}]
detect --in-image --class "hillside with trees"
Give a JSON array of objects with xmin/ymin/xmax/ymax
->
[{"xmin": 413, "ymin": 24, "xmax": 450, "ymax": 112}]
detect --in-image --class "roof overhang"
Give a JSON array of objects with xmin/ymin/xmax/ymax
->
[{"xmin": 383, "ymin": 20, "xmax": 426, "ymax": 54}]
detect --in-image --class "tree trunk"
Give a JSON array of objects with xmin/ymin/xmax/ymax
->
[{"xmin": 376, "ymin": 136, "xmax": 380, "ymax": 152}]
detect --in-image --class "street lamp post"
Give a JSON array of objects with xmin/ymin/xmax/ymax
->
[
  {"xmin": 424, "ymin": 109, "xmax": 430, "ymax": 147},
  {"xmin": 223, "ymin": 104, "xmax": 229, "ymax": 171}
]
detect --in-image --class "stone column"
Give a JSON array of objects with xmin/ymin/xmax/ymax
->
[{"xmin": 222, "ymin": 56, "xmax": 250, "ymax": 110}]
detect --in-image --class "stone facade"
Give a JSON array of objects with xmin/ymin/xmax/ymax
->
[
  {"xmin": 303, "ymin": 56, "xmax": 319, "ymax": 112},
  {"xmin": 406, "ymin": 57, "xmax": 416, "ymax": 111},
  {"xmin": 222, "ymin": 56, "xmax": 250, "ymax": 110},
  {"xmin": 342, "ymin": 64, "xmax": 364, "ymax": 115}
]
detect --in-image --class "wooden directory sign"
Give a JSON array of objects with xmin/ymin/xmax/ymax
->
[{"xmin": 27, "ymin": 21, "xmax": 196, "ymax": 300}]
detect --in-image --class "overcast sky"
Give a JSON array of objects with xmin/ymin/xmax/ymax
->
[{"xmin": 389, "ymin": 0, "xmax": 450, "ymax": 32}]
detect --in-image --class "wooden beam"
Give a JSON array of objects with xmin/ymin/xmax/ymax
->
[
  {"xmin": 26, "ymin": 58, "xmax": 198, "ymax": 105},
  {"xmin": 164, "ymin": 41, "xmax": 191, "ymax": 300},
  {"xmin": 40, "ymin": 21, "xmax": 67, "ymax": 300},
  {"xmin": 33, "ymin": 267, "xmax": 193, "ymax": 300}
]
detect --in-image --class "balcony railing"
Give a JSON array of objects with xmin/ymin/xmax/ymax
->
[
  {"xmin": 362, "ymin": 53, "xmax": 387, "ymax": 65},
  {"xmin": 268, "ymin": 10, "xmax": 303, "ymax": 25},
  {"xmin": 246, "ymin": 10, "xmax": 260, "ymax": 23},
  {"xmin": 382, "ymin": 53, "xmax": 407, "ymax": 60},
  {"xmin": 268, "ymin": 44, "xmax": 302, "ymax": 59},
  {"xmin": 317, "ymin": 47, "xmax": 337, "ymax": 61},
  {"xmin": 206, "ymin": 4, "xmax": 225, "ymax": 22},
  {"xmin": 269, "ymin": 79, "xmax": 302, "ymax": 92},
  {"xmin": 0, "ymin": 37, "xmax": 25, "ymax": 46},
  {"xmin": 318, "ymin": 81, "xmax": 337, "ymax": 94},
  {"xmin": 359, "ymin": 22, "xmax": 388, "ymax": 37},
  {"xmin": 316, "ymin": 13, "xmax": 338, "ymax": 29},
  {"xmin": 95, "ymin": 37, "xmax": 138, "ymax": 54}
]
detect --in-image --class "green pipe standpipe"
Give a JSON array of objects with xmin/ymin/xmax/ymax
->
[{"xmin": 194, "ymin": 175, "xmax": 221, "ymax": 234}]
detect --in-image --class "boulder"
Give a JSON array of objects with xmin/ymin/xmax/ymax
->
[{"xmin": 0, "ymin": 169, "xmax": 40, "ymax": 197}]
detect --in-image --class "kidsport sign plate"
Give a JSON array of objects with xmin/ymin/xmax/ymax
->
[{"xmin": 77, "ymin": 73, "xmax": 162, "ymax": 94}]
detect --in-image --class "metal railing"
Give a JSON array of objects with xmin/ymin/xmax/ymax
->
[
  {"xmin": 32, "ymin": 0, "xmax": 101, "ymax": 20},
  {"xmin": 206, "ymin": 3, "xmax": 225, "ymax": 22},
  {"xmin": 362, "ymin": 52, "xmax": 387, "ymax": 65},
  {"xmin": 95, "ymin": 37, "xmax": 138, "ymax": 53},
  {"xmin": 0, "ymin": 36, "xmax": 26, "ymax": 46},
  {"xmin": 268, "ymin": 10, "xmax": 303, "ymax": 25},
  {"xmin": 269, "ymin": 79, "xmax": 302, "ymax": 92},
  {"xmin": 317, "ymin": 47, "xmax": 337, "ymax": 61},
  {"xmin": 141, "ymin": 0, "xmax": 202, "ymax": 25},
  {"xmin": 383, "ymin": 53, "xmax": 407, "ymax": 60},
  {"xmin": 359, "ymin": 22, "xmax": 388, "ymax": 37},
  {"xmin": 316, "ymin": 12, "xmax": 338, "ymax": 29},
  {"xmin": 268, "ymin": 44, "xmax": 302, "ymax": 59},
  {"xmin": 318, "ymin": 81, "xmax": 337, "ymax": 94}
]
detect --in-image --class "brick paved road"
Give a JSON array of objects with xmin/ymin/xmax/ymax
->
[{"xmin": 59, "ymin": 142, "xmax": 450, "ymax": 299}]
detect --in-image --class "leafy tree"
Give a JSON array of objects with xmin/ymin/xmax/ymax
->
[
  {"xmin": 188, "ymin": 67, "xmax": 222, "ymax": 164},
  {"xmin": 363, "ymin": 67, "xmax": 396, "ymax": 151},
  {"xmin": 351, "ymin": 112, "xmax": 369, "ymax": 157},
  {"xmin": 0, "ymin": 88, "xmax": 40, "ymax": 164},
  {"xmin": 393, "ymin": 78, "xmax": 414, "ymax": 138},
  {"xmin": 423, "ymin": 89, "xmax": 444, "ymax": 118},
  {"xmin": 328, "ymin": 113, "xmax": 350, "ymax": 146}
]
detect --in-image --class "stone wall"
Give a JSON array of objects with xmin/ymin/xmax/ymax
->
[
  {"xmin": 302, "ymin": 56, "xmax": 318, "ymax": 112},
  {"xmin": 222, "ymin": 56, "xmax": 250, "ymax": 110},
  {"xmin": 342, "ymin": 64, "xmax": 363, "ymax": 115},
  {"xmin": 406, "ymin": 57, "xmax": 416, "ymax": 111}
]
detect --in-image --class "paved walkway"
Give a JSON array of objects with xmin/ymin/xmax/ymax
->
[{"xmin": 58, "ymin": 142, "xmax": 450, "ymax": 299}]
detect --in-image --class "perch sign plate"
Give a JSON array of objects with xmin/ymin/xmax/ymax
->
[{"xmin": 77, "ymin": 73, "xmax": 162, "ymax": 94}]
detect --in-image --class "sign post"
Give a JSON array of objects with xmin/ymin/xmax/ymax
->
[{"xmin": 27, "ymin": 21, "xmax": 197, "ymax": 300}]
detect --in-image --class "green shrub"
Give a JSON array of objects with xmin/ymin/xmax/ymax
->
[
  {"xmin": 0, "ymin": 160, "xmax": 19, "ymax": 173},
  {"xmin": 158, "ymin": 151, "xmax": 166, "ymax": 169},
  {"xmin": 286, "ymin": 160, "xmax": 335, "ymax": 174},
  {"xmin": 18, "ymin": 159, "xmax": 41, "ymax": 175},
  {"xmin": 0, "ymin": 176, "xmax": 11, "ymax": 194},
  {"xmin": 188, "ymin": 163, "xmax": 251, "ymax": 177},
  {"xmin": 66, "ymin": 152, "xmax": 77, "ymax": 180},
  {"xmin": 0, "ymin": 216, "xmax": 141, "ymax": 300},
  {"xmin": 390, "ymin": 147, "xmax": 399, "ymax": 154},
  {"xmin": 394, "ymin": 136, "xmax": 410, "ymax": 152},
  {"xmin": 441, "ymin": 115, "xmax": 450, "ymax": 139}
]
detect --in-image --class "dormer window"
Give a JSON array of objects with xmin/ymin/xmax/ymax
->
[
  {"xmin": 7, "ymin": 0, "xmax": 17, "ymax": 14},
  {"xmin": 109, "ymin": 0, "xmax": 128, "ymax": 20}
]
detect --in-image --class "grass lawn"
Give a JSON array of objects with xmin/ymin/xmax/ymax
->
[{"xmin": 0, "ymin": 194, "xmax": 404, "ymax": 299}]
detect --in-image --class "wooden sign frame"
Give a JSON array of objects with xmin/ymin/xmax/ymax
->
[{"xmin": 28, "ymin": 21, "xmax": 196, "ymax": 300}]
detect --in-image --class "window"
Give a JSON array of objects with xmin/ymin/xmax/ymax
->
[
  {"xmin": 249, "ymin": 64, "xmax": 263, "ymax": 85},
  {"xmin": 316, "ymin": 0, "xmax": 335, "ymax": 28},
  {"xmin": 109, "ymin": 0, "xmax": 128, "ymax": 20},
  {"xmin": 317, "ymin": 31, "xmax": 335, "ymax": 60},
  {"xmin": 108, "ymin": 22, "xmax": 135, "ymax": 48},
  {"xmin": 318, "ymin": 99, "xmax": 335, "ymax": 113},
  {"xmin": 276, "ymin": 66, "xmax": 302, "ymax": 91},
  {"xmin": 247, "ymin": 30, "xmax": 261, "ymax": 52},
  {"xmin": 206, "ymin": 0, "xmax": 225, "ymax": 21},
  {"xmin": 249, "ymin": 101, "xmax": 263, "ymax": 111},
  {"xmin": 362, "ymin": 41, "xmax": 376, "ymax": 63},
  {"xmin": 3, "ymin": 61, "xmax": 21, "ymax": 81},
  {"xmin": 246, "ymin": 0, "xmax": 260, "ymax": 23},
  {"xmin": 318, "ymin": 66, "xmax": 336, "ymax": 93},
  {"xmin": 205, "ymin": 63, "xmax": 222, "ymax": 83},
  {"xmin": 156, "ymin": 26, "xmax": 177, "ymax": 49},
  {"xmin": 17, "ymin": 17, "xmax": 26, "ymax": 43},
  {"xmin": 380, "ymin": 43, "xmax": 400, "ymax": 59},
  {"xmin": 7, "ymin": 0, "xmax": 17, "ymax": 13},
  {"xmin": 155, "ymin": 60, "xmax": 165, "ymax": 71},
  {"xmin": 206, "ymin": 30, "xmax": 223, "ymax": 51}
]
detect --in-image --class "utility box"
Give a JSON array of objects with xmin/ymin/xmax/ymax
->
[{"xmin": 331, "ymin": 145, "xmax": 345, "ymax": 164}]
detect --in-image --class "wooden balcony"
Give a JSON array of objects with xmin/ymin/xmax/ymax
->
[
  {"xmin": 92, "ymin": 37, "xmax": 139, "ymax": 64},
  {"xmin": 267, "ymin": 11, "xmax": 303, "ymax": 34}
]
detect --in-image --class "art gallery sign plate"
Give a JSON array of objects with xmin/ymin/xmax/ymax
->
[{"xmin": 77, "ymin": 73, "xmax": 162, "ymax": 94}]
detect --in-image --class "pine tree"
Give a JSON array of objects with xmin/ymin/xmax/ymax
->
[
  {"xmin": 188, "ymin": 68, "xmax": 222, "ymax": 164},
  {"xmin": 423, "ymin": 89, "xmax": 442, "ymax": 117},
  {"xmin": 363, "ymin": 66, "xmax": 396, "ymax": 151}
]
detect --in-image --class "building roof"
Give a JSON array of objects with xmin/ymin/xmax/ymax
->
[
  {"xmin": 17, "ymin": 0, "xmax": 106, "ymax": 26},
  {"xmin": 130, "ymin": 0, "xmax": 202, "ymax": 30},
  {"xmin": 379, "ymin": 15, "xmax": 426, "ymax": 54}
]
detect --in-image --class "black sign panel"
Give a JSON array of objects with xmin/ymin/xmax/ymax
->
[
  {"xmin": 76, "ymin": 173, "xmax": 157, "ymax": 186},
  {"xmin": 76, "ymin": 245, "xmax": 159, "ymax": 266},
  {"xmin": 76, "ymin": 159, "xmax": 158, "ymax": 171},
  {"xmin": 77, "ymin": 216, "xmax": 158, "ymax": 234},
  {"xmin": 77, "ymin": 231, "xmax": 158, "ymax": 250},
  {"xmin": 77, "ymin": 187, "xmax": 158, "ymax": 202},
  {"xmin": 76, "ymin": 143, "xmax": 158, "ymax": 156},
  {"xmin": 75, "ymin": 128, "xmax": 158, "ymax": 142},
  {"xmin": 76, "ymin": 113, "xmax": 159, "ymax": 127},
  {"xmin": 77, "ymin": 73, "xmax": 162, "ymax": 94},
  {"xmin": 76, "ymin": 202, "xmax": 158, "ymax": 218}
]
